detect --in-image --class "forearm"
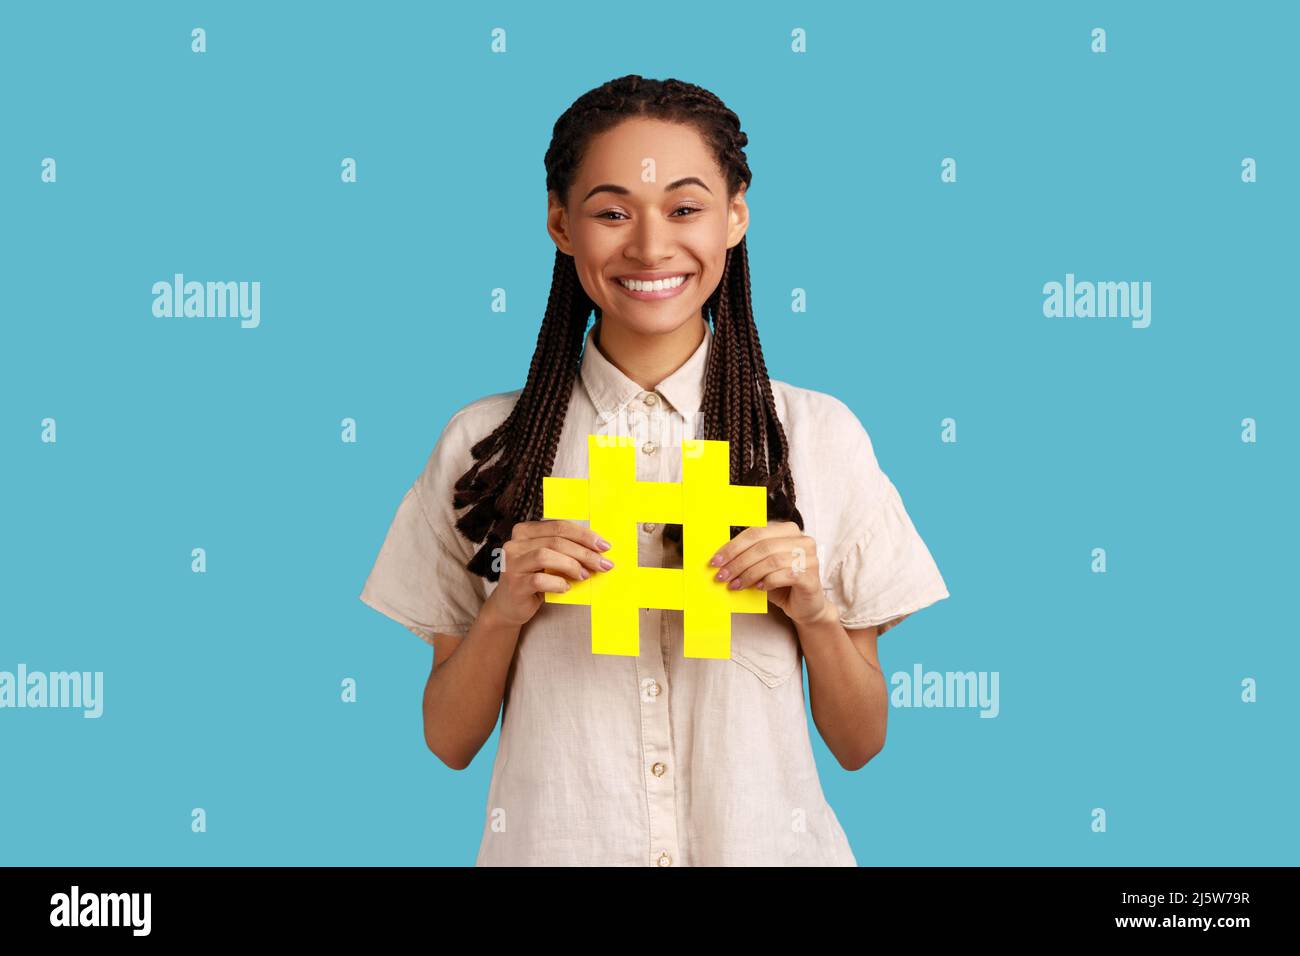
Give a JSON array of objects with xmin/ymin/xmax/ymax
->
[
  {"xmin": 423, "ymin": 600, "xmax": 522, "ymax": 769},
  {"xmin": 796, "ymin": 603, "xmax": 889, "ymax": 771}
]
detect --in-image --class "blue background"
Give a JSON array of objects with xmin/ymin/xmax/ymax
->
[{"xmin": 1, "ymin": 0, "xmax": 1295, "ymax": 865}]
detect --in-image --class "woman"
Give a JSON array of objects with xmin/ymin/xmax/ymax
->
[{"xmin": 360, "ymin": 75, "xmax": 949, "ymax": 865}]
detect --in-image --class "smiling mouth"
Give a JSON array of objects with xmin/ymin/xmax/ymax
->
[
  {"xmin": 616, "ymin": 273, "xmax": 690, "ymax": 291},
  {"xmin": 613, "ymin": 274, "xmax": 693, "ymax": 299}
]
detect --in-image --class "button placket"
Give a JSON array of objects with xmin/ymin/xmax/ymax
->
[
  {"xmin": 634, "ymin": 427, "xmax": 679, "ymax": 867},
  {"xmin": 641, "ymin": 392, "xmax": 662, "ymax": 458}
]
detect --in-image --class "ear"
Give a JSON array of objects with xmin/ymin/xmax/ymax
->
[
  {"xmin": 726, "ymin": 184, "xmax": 750, "ymax": 249},
  {"xmin": 547, "ymin": 189, "xmax": 575, "ymax": 256}
]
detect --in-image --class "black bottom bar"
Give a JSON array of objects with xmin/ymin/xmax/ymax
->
[{"xmin": 0, "ymin": 865, "xmax": 1290, "ymax": 940}]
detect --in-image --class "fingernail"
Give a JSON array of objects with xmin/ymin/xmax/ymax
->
[
  {"xmin": 599, "ymin": 558, "xmax": 615, "ymax": 570},
  {"xmin": 579, "ymin": 569, "xmax": 589, "ymax": 579},
  {"xmin": 729, "ymin": 579, "xmax": 742, "ymax": 589},
  {"xmin": 596, "ymin": 538, "xmax": 612, "ymax": 551},
  {"xmin": 756, "ymin": 581, "xmax": 766, "ymax": 590},
  {"xmin": 709, "ymin": 554, "xmax": 723, "ymax": 566},
  {"xmin": 716, "ymin": 569, "xmax": 729, "ymax": 581}
]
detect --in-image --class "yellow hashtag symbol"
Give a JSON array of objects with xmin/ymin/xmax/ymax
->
[{"xmin": 542, "ymin": 434, "xmax": 767, "ymax": 659}]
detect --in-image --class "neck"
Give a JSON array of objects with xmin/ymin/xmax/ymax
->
[{"xmin": 593, "ymin": 314, "xmax": 707, "ymax": 390}]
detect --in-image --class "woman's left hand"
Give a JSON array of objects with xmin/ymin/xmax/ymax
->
[{"xmin": 709, "ymin": 520, "xmax": 829, "ymax": 625}]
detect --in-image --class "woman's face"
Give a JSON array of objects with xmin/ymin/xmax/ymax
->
[{"xmin": 548, "ymin": 117, "xmax": 749, "ymax": 337}]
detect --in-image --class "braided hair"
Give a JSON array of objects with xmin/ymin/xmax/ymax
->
[{"xmin": 453, "ymin": 74, "xmax": 802, "ymax": 580}]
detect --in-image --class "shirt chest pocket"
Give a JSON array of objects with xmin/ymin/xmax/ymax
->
[{"xmin": 729, "ymin": 613, "xmax": 801, "ymax": 688}]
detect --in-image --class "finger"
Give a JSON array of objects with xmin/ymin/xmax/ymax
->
[
  {"xmin": 713, "ymin": 537, "xmax": 773, "ymax": 583},
  {"xmin": 708, "ymin": 521, "xmax": 797, "ymax": 569},
  {"xmin": 516, "ymin": 519, "xmax": 612, "ymax": 555},
  {"xmin": 715, "ymin": 535, "xmax": 803, "ymax": 585},
  {"xmin": 507, "ymin": 534, "xmax": 612, "ymax": 576},
  {"xmin": 522, "ymin": 570, "xmax": 572, "ymax": 595},
  {"xmin": 544, "ymin": 536, "xmax": 616, "ymax": 574},
  {"xmin": 724, "ymin": 552, "xmax": 786, "ymax": 590},
  {"xmin": 751, "ymin": 567, "xmax": 809, "ymax": 592},
  {"xmin": 526, "ymin": 546, "xmax": 592, "ymax": 583},
  {"xmin": 707, "ymin": 524, "xmax": 764, "ymax": 569}
]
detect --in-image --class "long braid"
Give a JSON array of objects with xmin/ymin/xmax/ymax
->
[
  {"xmin": 453, "ymin": 74, "xmax": 801, "ymax": 581},
  {"xmin": 662, "ymin": 238, "xmax": 803, "ymax": 551},
  {"xmin": 454, "ymin": 251, "xmax": 592, "ymax": 578}
]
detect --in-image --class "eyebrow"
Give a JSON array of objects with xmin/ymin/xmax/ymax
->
[{"xmin": 582, "ymin": 176, "xmax": 713, "ymax": 203}]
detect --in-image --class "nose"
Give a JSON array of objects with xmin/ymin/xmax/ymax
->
[{"xmin": 624, "ymin": 215, "xmax": 675, "ymax": 264}]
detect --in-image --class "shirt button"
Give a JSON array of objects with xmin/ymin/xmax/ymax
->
[
  {"xmin": 648, "ymin": 681, "xmax": 661, "ymax": 697},
  {"xmin": 643, "ymin": 522, "xmax": 657, "ymax": 533},
  {"xmin": 642, "ymin": 441, "xmax": 657, "ymax": 455},
  {"xmin": 651, "ymin": 762, "xmax": 667, "ymax": 777},
  {"xmin": 644, "ymin": 393, "xmax": 659, "ymax": 406},
  {"xmin": 657, "ymin": 851, "xmax": 673, "ymax": 867}
]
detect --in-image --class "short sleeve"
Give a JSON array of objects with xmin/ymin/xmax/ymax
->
[
  {"xmin": 359, "ymin": 413, "xmax": 489, "ymax": 646},
  {"xmin": 820, "ymin": 401, "xmax": 949, "ymax": 631}
]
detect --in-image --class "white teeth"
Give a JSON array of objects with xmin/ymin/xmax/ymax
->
[{"xmin": 618, "ymin": 275, "xmax": 687, "ymax": 292}]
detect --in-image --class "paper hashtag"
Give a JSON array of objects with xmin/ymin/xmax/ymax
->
[{"xmin": 542, "ymin": 434, "xmax": 768, "ymax": 659}]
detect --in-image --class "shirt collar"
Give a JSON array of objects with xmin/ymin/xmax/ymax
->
[{"xmin": 579, "ymin": 319, "xmax": 712, "ymax": 419}]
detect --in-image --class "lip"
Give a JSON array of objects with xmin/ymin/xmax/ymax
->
[{"xmin": 613, "ymin": 273, "xmax": 693, "ymax": 301}]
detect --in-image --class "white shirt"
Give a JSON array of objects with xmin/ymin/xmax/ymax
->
[{"xmin": 360, "ymin": 320, "xmax": 950, "ymax": 865}]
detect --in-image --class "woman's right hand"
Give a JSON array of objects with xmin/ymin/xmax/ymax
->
[{"xmin": 483, "ymin": 519, "xmax": 615, "ymax": 628}]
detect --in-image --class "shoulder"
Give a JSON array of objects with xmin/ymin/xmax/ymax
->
[
  {"xmin": 412, "ymin": 388, "xmax": 521, "ymax": 523},
  {"xmin": 427, "ymin": 388, "xmax": 522, "ymax": 465},
  {"xmin": 768, "ymin": 378, "xmax": 876, "ymax": 458},
  {"xmin": 769, "ymin": 382, "xmax": 897, "ymax": 564},
  {"xmin": 441, "ymin": 388, "xmax": 521, "ymax": 441}
]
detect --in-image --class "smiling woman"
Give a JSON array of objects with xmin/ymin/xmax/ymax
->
[
  {"xmin": 359, "ymin": 74, "xmax": 950, "ymax": 867},
  {"xmin": 564, "ymin": 154, "xmax": 739, "ymax": 340}
]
